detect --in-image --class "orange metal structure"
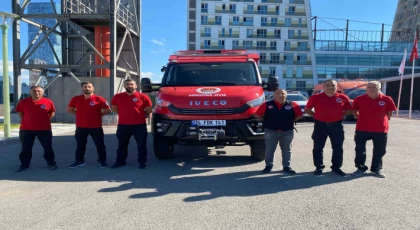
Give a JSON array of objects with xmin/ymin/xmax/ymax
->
[{"xmin": 94, "ymin": 26, "xmax": 110, "ymax": 77}]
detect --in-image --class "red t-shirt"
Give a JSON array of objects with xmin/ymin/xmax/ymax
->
[
  {"xmin": 111, "ymin": 92, "xmax": 152, "ymax": 125},
  {"xmin": 256, "ymin": 101, "xmax": 303, "ymax": 117},
  {"xmin": 352, "ymin": 94, "xmax": 397, "ymax": 133},
  {"xmin": 68, "ymin": 94, "xmax": 110, "ymax": 128},
  {"xmin": 15, "ymin": 97, "xmax": 56, "ymax": 130},
  {"xmin": 305, "ymin": 92, "xmax": 352, "ymax": 122}
]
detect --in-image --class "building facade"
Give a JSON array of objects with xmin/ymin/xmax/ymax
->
[
  {"xmin": 27, "ymin": 2, "xmax": 62, "ymax": 65},
  {"xmin": 187, "ymin": 0, "xmax": 318, "ymax": 91},
  {"xmin": 390, "ymin": 0, "xmax": 419, "ymax": 42}
]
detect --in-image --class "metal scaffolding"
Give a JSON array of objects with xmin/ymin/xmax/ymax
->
[{"xmin": 11, "ymin": 0, "xmax": 141, "ymax": 107}]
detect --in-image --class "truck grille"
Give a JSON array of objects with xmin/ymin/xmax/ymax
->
[
  {"xmin": 178, "ymin": 108, "xmax": 236, "ymax": 115},
  {"xmin": 168, "ymin": 104, "xmax": 250, "ymax": 115}
]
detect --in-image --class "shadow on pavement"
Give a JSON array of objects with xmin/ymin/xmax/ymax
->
[{"xmin": 0, "ymin": 131, "xmax": 360, "ymax": 202}]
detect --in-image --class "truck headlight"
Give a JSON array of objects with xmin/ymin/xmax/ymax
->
[
  {"xmin": 156, "ymin": 98, "xmax": 171, "ymax": 107},
  {"xmin": 246, "ymin": 94, "xmax": 265, "ymax": 108}
]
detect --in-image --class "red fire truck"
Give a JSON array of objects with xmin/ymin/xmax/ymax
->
[{"xmin": 141, "ymin": 50, "xmax": 278, "ymax": 161}]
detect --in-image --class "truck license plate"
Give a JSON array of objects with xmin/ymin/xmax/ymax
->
[{"xmin": 192, "ymin": 120, "xmax": 226, "ymax": 126}]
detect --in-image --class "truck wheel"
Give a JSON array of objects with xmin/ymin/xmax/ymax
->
[
  {"xmin": 250, "ymin": 140, "xmax": 265, "ymax": 161},
  {"xmin": 153, "ymin": 137, "xmax": 174, "ymax": 159}
]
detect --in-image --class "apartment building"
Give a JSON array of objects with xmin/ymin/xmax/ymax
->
[
  {"xmin": 187, "ymin": 0, "xmax": 318, "ymax": 91},
  {"xmin": 390, "ymin": 0, "xmax": 419, "ymax": 42}
]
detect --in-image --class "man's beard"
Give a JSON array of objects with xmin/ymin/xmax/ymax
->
[
  {"xmin": 125, "ymin": 88, "xmax": 134, "ymax": 93},
  {"xmin": 83, "ymin": 90, "xmax": 92, "ymax": 94}
]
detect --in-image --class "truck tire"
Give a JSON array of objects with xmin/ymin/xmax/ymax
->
[
  {"xmin": 153, "ymin": 137, "xmax": 174, "ymax": 159},
  {"xmin": 250, "ymin": 140, "xmax": 265, "ymax": 161}
]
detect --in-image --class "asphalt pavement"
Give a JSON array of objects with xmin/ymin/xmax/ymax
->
[{"xmin": 0, "ymin": 118, "xmax": 419, "ymax": 230}]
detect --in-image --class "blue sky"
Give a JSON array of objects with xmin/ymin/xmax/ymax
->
[{"xmin": 0, "ymin": 0, "xmax": 398, "ymax": 83}]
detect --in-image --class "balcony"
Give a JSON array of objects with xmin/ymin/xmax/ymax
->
[
  {"xmin": 201, "ymin": 8, "xmax": 208, "ymax": 13},
  {"xmin": 201, "ymin": 45, "xmax": 224, "ymax": 49},
  {"xmin": 216, "ymin": 9, "xmax": 236, "ymax": 13},
  {"xmin": 243, "ymin": 10, "xmax": 278, "ymax": 15},
  {"xmin": 288, "ymin": 35, "xmax": 309, "ymax": 40},
  {"xmin": 230, "ymin": 22, "xmax": 254, "ymax": 26},
  {"xmin": 202, "ymin": 21, "xmax": 222, "ymax": 25},
  {"xmin": 289, "ymin": 0, "xmax": 304, "ymax": 4},
  {"xmin": 262, "ymin": 0, "xmax": 282, "ymax": 3},
  {"xmin": 286, "ymin": 11, "xmax": 306, "ymax": 16},
  {"xmin": 219, "ymin": 33, "xmax": 240, "ymax": 38},
  {"xmin": 201, "ymin": 33, "xmax": 212, "ymax": 37}
]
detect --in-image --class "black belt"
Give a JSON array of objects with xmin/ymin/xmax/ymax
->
[{"xmin": 314, "ymin": 120, "xmax": 342, "ymax": 126}]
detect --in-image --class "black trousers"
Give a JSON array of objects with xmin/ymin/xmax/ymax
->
[
  {"xmin": 19, "ymin": 130, "xmax": 56, "ymax": 167},
  {"xmin": 311, "ymin": 120, "xmax": 345, "ymax": 170},
  {"xmin": 354, "ymin": 131, "xmax": 388, "ymax": 171},
  {"xmin": 75, "ymin": 127, "xmax": 106, "ymax": 163},
  {"xmin": 116, "ymin": 124, "xmax": 148, "ymax": 165}
]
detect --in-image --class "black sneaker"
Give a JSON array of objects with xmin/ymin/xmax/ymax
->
[
  {"xmin": 262, "ymin": 166, "xmax": 272, "ymax": 174},
  {"xmin": 111, "ymin": 162, "xmax": 126, "ymax": 169},
  {"xmin": 15, "ymin": 165, "xmax": 28, "ymax": 172},
  {"xmin": 139, "ymin": 164, "xmax": 147, "ymax": 169},
  {"xmin": 69, "ymin": 161, "xmax": 85, "ymax": 168},
  {"xmin": 48, "ymin": 164, "xmax": 58, "ymax": 170},
  {"xmin": 371, "ymin": 169, "xmax": 385, "ymax": 178},
  {"xmin": 283, "ymin": 167, "xmax": 296, "ymax": 175},
  {"xmin": 332, "ymin": 168, "xmax": 347, "ymax": 176},
  {"xmin": 314, "ymin": 169, "xmax": 323, "ymax": 176},
  {"xmin": 353, "ymin": 168, "xmax": 368, "ymax": 176},
  {"xmin": 99, "ymin": 162, "xmax": 108, "ymax": 168}
]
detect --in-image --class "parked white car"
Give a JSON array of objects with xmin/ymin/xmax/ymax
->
[{"xmin": 264, "ymin": 91, "xmax": 311, "ymax": 120}]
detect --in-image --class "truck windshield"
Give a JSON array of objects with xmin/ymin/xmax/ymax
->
[
  {"xmin": 163, "ymin": 62, "xmax": 259, "ymax": 86},
  {"xmin": 345, "ymin": 89, "xmax": 366, "ymax": 100}
]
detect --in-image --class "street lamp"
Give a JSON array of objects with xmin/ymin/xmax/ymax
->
[{"xmin": 0, "ymin": 11, "xmax": 19, "ymax": 139}]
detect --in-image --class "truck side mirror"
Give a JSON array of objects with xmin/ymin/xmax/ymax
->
[
  {"xmin": 140, "ymin": 78, "xmax": 153, "ymax": 92},
  {"xmin": 266, "ymin": 76, "xmax": 279, "ymax": 91}
]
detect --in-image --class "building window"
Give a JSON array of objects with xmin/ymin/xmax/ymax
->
[
  {"xmin": 229, "ymin": 4, "xmax": 236, "ymax": 13},
  {"xmin": 285, "ymin": 18, "xmax": 292, "ymax": 26},
  {"xmin": 270, "ymin": 53, "xmax": 280, "ymax": 63},
  {"xmin": 244, "ymin": 17, "xmax": 254, "ymax": 26},
  {"xmin": 243, "ymin": 41, "xmax": 253, "ymax": 49},
  {"xmin": 284, "ymin": 54, "xmax": 293, "ymax": 64},
  {"xmin": 298, "ymin": 18, "xmax": 303, "ymax": 26},
  {"xmin": 296, "ymin": 81, "xmax": 306, "ymax": 90},
  {"xmin": 286, "ymin": 80, "xmax": 293, "ymax": 90},
  {"xmin": 286, "ymin": 67, "xmax": 293, "ymax": 77},
  {"xmin": 271, "ymin": 18, "xmax": 278, "ymax": 26},
  {"xmin": 297, "ymin": 54, "xmax": 307, "ymax": 64},
  {"xmin": 229, "ymin": 28, "xmax": 233, "ymax": 37},
  {"xmin": 298, "ymin": 42, "xmax": 307, "ymax": 50},
  {"xmin": 258, "ymin": 5, "xmax": 268, "ymax": 14},
  {"xmin": 260, "ymin": 53, "xmax": 266, "ymax": 63},
  {"xmin": 247, "ymin": 29, "xmax": 253, "ymax": 38},
  {"xmin": 270, "ymin": 41, "xmax": 277, "ymax": 50},
  {"xmin": 257, "ymin": 29, "xmax": 267, "ymax": 38},
  {"xmin": 215, "ymin": 16, "xmax": 222, "ymax": 25},
  {"xmin": 296, "ymin": 67, "xmax": 303, "ymax": 78},
  {"xmin": 204, "ymin": 40, "xmax": 210, "ymax": 49},
  {"xmin": 218, "ymin": 40, "xmax": 225, "ymax": 49},
  {"xmin": 257, "ymin": 41, "xmax": 267, "ymax": 49},
  {"xmin": 246, "ymin": 5, "xmax": 253, "ymax": 13},
  {"xmin": 261, "ymin": 17, "xmax": 268, "ymax": 26},
  {"xmin": 201, "ymin": 16, "xmax": 208, "ymax": 25},
  {"xmin": 201, "ymin": 3, "xmax": 208, "ymax": 13},
  {"xmin": 269, "ymin": 67, "xmax": 276, "ymax": 76},
  {"xmin": 204, "ymin": 28, "xmax": 211, "ymax": 37},
  {"xmin": 284, "ymin": 42, "xmax": 291, "ymax": 50},
  {"xmin": 288, "ymin": 30, "xmax": 294, "ymax": 39},
  {"xmin": 288, "ymin": 6, "xmax": 295, "ymax": 14},
  {"xmin": 233, "ymin": 16, "xmax": 240, "ymax": 25},
  {"xmin": 221, "ymin": 28, "xmax": 225, "ymax": 37},
  {"xmin": 232, "ymin": 40, "xmax": 239, "ymax": 49},
  {"xmin": 274, "ymin": 29, "xmax": 281, "ymax": 38}
]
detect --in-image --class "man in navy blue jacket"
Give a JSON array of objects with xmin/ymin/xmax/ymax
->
[{"xmin": 254, "ymin": 88, "xmax": 303, "ymax": 174}]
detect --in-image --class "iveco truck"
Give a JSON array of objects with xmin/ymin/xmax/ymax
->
[{"xmin": 141, "ymin": 50, "xmax": 278, "ymax": 161}]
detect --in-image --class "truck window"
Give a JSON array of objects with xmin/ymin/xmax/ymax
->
[
  {"xmin": 345, "ymin": 89, "xmax": 366, "ymax": 100},
  {"xmin": 163, "ymin": 62, "xmax": 259, "ymax": 86}
]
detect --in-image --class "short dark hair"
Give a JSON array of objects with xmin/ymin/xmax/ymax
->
[
  {"xmin": 81, "ymin": 81, "xmax": 94, "ymax": 87},
  {"xmin": 124, "ymin": 79, "xmax": 136, "ymax": 84},
  {"xmin": 323, "ymin": 79, "xmax": 337, "ymax": 84},
  {"xmin": 30, "ymin": 85, "xmax": 44, "ymax": 90}
]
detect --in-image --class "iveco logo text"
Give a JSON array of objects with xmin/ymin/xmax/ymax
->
[{"xmin": 189, "ymin": 100, "xmax": 227, "ymax": 106}]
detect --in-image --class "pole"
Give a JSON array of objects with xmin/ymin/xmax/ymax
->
[
  {"xmin": 397, "ymin": 48, "xmax": 407, "ymax": 118},
  {"xmin": 409, "ymin": 56, "xmax": 415, "ymax": 119},
  {"xmin": 1, "ymin": 24, "xmax": 11, "ymax": 138}
]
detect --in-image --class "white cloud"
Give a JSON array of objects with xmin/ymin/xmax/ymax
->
[
  {"xmin": 141, "ymin": 72, "xmax": 162, "ymax": 83},
  {"xmin": 149, "ymin": 38, "xmax": 166, "ymax": 46}
]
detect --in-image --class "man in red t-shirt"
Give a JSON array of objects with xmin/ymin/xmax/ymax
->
[
  {"xmin": 110, "ymin": 79, "xmax": 153, "ymax": 169},
  {"xmin": 304, "ymin": 79, "xmax": 352, "ymax": 176},
  {"xmin": 67, "ymin": 81, "xmax": 111, "ymax": 168},
  {"xmin": 352, "ymin": 81, "xmax": 396, "ymax": 178},
  {"xmin": 14, "ymin": 86, "xmax": 57, "ymax": 172},
  {"xmin": 254, "ymin": 88, "xmax": 303, "ymax": 174}
]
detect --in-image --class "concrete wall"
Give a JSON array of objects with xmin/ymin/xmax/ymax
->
[{"xmin": 0, "ymin": 104, "xmax": 3, "ymax": 116}]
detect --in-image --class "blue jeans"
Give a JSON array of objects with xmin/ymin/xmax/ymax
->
[{"xmin": 264, "ymin": 129, "xmax": 294, "ymax": 168}]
